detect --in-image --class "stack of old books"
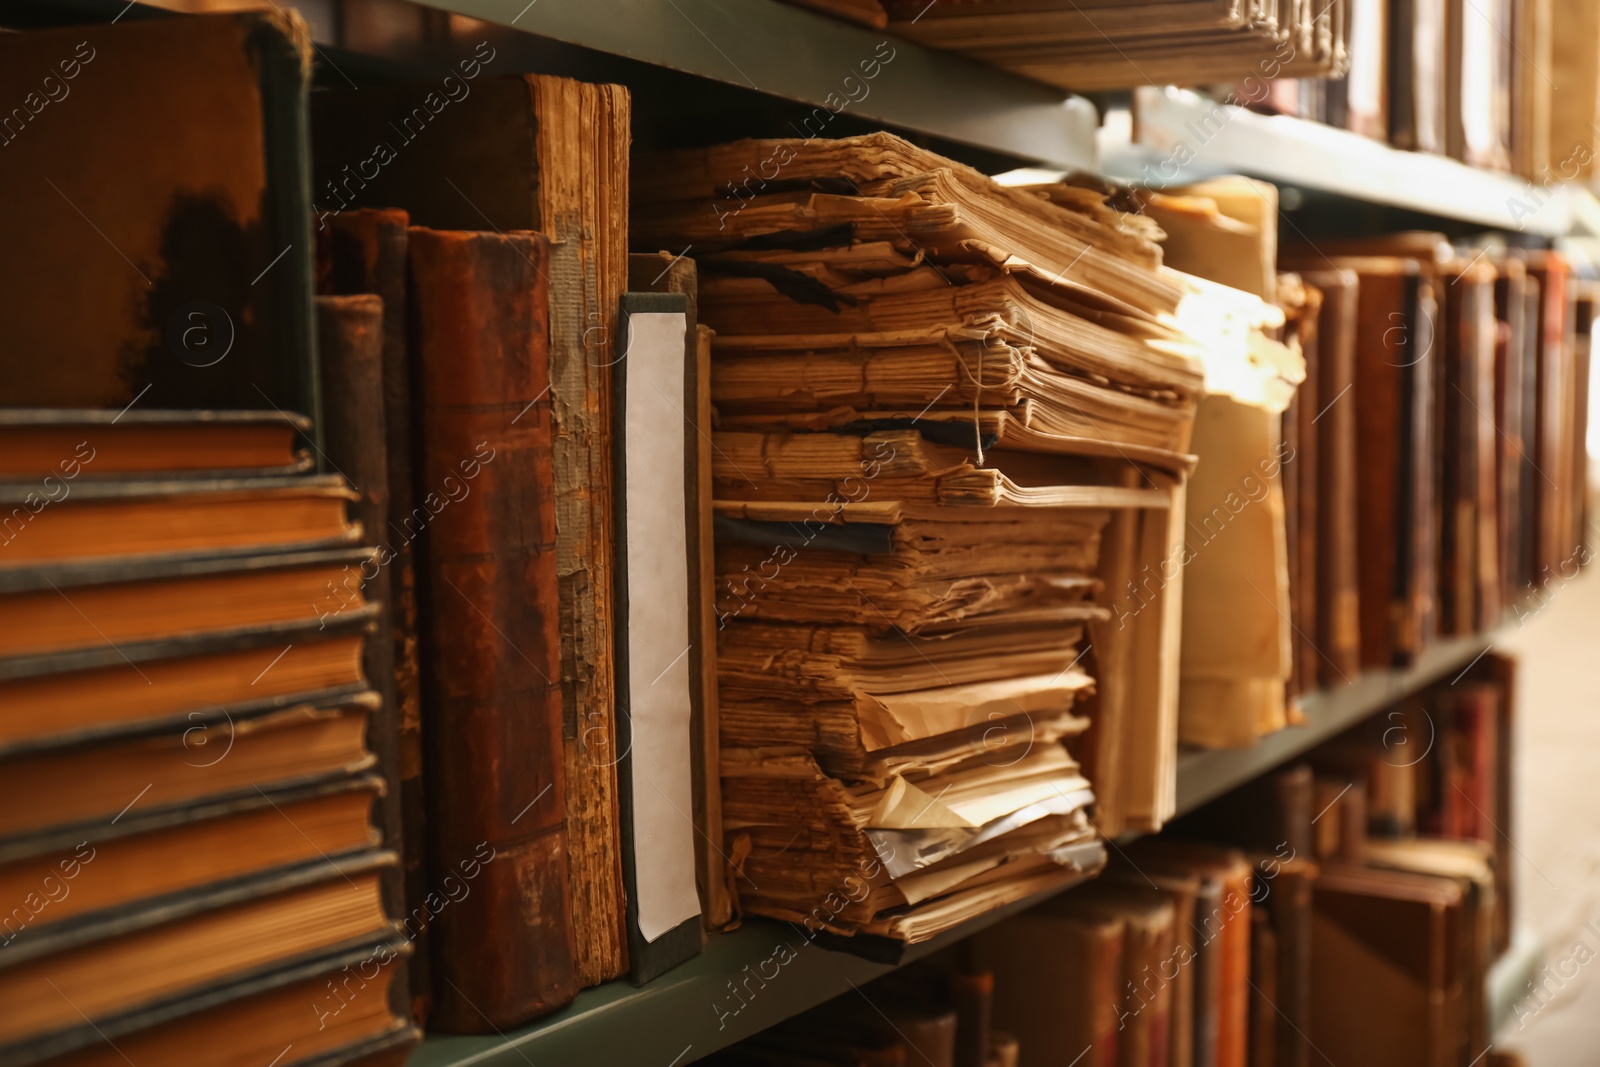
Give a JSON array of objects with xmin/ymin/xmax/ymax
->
[
  {"xmin": 0, "ymin": 411, "xmax": 414, "ymax": 1067},
  {"xmin": 635, "ymin": 134, "xmax": 1287, "ymax": 943},
  {"xmin": 877, "ymin": 0, "xmax": 1349, "ymax": 91}
]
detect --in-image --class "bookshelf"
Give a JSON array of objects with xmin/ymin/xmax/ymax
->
[
  {"xmin": 0, "ymin": 3, "xmax": 1568, "ymax": 1064},
  {"xmin": 409, "ymin": 635, "xmax": 1494, "ymax": 1067}
]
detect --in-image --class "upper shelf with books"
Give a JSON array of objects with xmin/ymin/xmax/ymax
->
[
  {"xmin": 409, "ymin": 633, "xmax": 1494, "ymax": 1067},
  {"xmin": 1101, "ymin": 87, "xmax": 1577, "ymax": 239},
  {"xmin": 4, "ymin": 2, "xmax": 1584, "ymax": 236}
]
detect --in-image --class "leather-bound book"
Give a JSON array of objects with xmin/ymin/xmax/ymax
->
[
  {"xmin": 1492, "ymin": 262, "xmax": 1529, "ymax": 614},
  {"xmin": 1332, "ymin": 259, "xmax": 1435, "ymax": 667},
  {"xmin": 1124, "ymin": 841, "xmax": 1253, "ymax": 1067},
  {"xmin": 0, "ymin": 12, "xmax": 318, "ymax": 422},
  {"xmin": 1170, "ymin": 763, "xmax": 1314, "ymax": 861},
  {"xmin": 407, "ymin": 227, "xmax": 579, "ymax": 1030},
  {"xmin": 312, "ymin": 292, "xmax": 422, "ymax": 1023},
  {"xmin": 1246, "ymin": 910, "xmax": 1276, "ymax": 1067},
  {"xmin": 1387, "ymin": 0, "xmax": 1447, "ymax": 152},
  {"xmin": 1310, "ymin": 866, "xmax": 1465, "ymax": 1067},
  {"xmin": 1437, "ymin": 259, "xmax": 1500, "ymax": 635},
  {"xmin": 1105, "ymin": 866, "xmax": 1199, "ymax": 1067},
  {"xmin": 313, "ymin": 74, "xmax": 632, "ymax": 984},
  {"xmin": 973, "ymin": 898, "xmax": 1126, "ymax": 1066},
  {"xmin": 1253, "ymin": 854, "xmax": 1319, "ymax": 1067},
  {"xmin": 1297, "ymin": 270, "xmax": 1362, "ymax": 686},
  {"xmin": 316, "ymin": 210, "xmax": 433, "ymax": 1024},
  {"xmin": 1525, "ymin": 253, "xmax": 1576, "ymax": 581}
]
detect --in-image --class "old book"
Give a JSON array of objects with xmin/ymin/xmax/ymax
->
[
  {"xmin": 0, "ymin": 697, "xmax": 374, "ymax": 839},
  {"xmin": 0, "ymin": 776, "xmax": 379, "ymax": 937},
  {"xmin": 33, "ymin": 938, "xmax": 415, "ymax": 1067},
  {"xmin": 1253, "ymin": 853, "xmax": 1318, "ymax": 1067},
  {"xmin": 0, "ymin": 475, "xmax": 359, "ymax": 570},
  {"xmin": 1105, "ymin": 865, "xmax": 1199, "ymax": 1067},
  {"xmin": 1295, "ymin": 270, "xmax": 1362, "ymax": 686},
  {"xmin": 0, "ymin": 546, "xmax": 377, "ymax": 659},
  {"xmin": 1285, "ymin": 255, "xmax": 1437, "ymax": 667},
  {"xmin": 1310, "ymin": 774, "xmax": 1367, "ymax": 866},
  {"xmin": 1363, "ymin": 837, "xmax": 1496, "ymax": 1056},
  {"xmin": 316, "ymin": 211, "xmax": 431, "ymax": 1023},
  {"xmin": 0, "ymin": 410, "xmax": 310, "ymax": 477},
  {"xmin": 1310, "ymin": 865, "xmax": 1466, "ymax": 1067},
  {"xmin": 973, "ymin": 894, "xmax": 1126, "ymax": 1067},
  {"xmin": 1124, "ymin": 841, "xmax": 1253, "ymax": 1067},
  {"xmin": 1171, "ymin": 763, "xmax": 1314, "ymax": 860},
  {"xmin": 407, "ymin": 227, "xmax": 578, "ymax": 1029},
  {"xmin": 1247, "ymin": 910, "xmax": 1276, "ymax": 1067},
  {"xmin": 1280, "ymin": 277, "xmax": 1321, "ymax": 699},
  {"xmin": 0, "ymin": 855, "xmax": 395, "ymax": 1057},
  {"xmin": 0, "ymin": 629, "xmax": 368, "ymax": 752},
  {"xmin": 1080, "ymin": 884, "xmax": 1176, "ymax": 1067},
  {"xmin": 313, "ymin": 292, "xmax": 414, "ymax": 1023},
  {"xmin": 313, "ymin": 73, "xmax": 633, "ymax": 984},
  {"xmin": 1511, "ymin": 0, "xmax": 1554, "ymax": 180},
  {"xmin": 1388, "ymin": 0, "xmax": 1448, "ymax": 152},
  {"xmin": 0, "ymin": 13, "xmax": 317, "ymax": 422}
]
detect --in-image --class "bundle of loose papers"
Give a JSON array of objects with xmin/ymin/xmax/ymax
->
[
  {"xmin": 635, "ymin": 133, "xmax": 1288, "ymax": 941},
  {"xmin": 878, "ymin": 0, "xmax": 1351, "ymax": 91}
]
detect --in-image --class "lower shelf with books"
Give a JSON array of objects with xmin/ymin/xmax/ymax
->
[{"xmin": 409, "ymin": 634, "xmax": 1497, "ymax": 1067}]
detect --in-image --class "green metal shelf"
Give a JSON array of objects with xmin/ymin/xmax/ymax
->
[
  {"xmin": 408, "ymin": 873, "xmax": 1094, "ymax": 1067},
  {"xmin": 411, "ymin": 634, "xmax": 1492, "ymax": 1066},
  {"xmin": 1174, "ymin": 631, "xmax": 1496, "ymax": 814},
  {"xmin": 1101, "ymin": 87, "xmax": 1574, "ymax": 237}
]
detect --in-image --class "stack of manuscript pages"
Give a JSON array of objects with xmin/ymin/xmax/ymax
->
[
  {"xmin": 634, "ymin": 134, "xmax": 1286, "ymax": 942},
  {"xmin": 877, "ymin": 0, "xmax": 1350, "ymax": 91}
]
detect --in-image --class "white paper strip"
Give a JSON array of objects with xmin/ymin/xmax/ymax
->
[{"xmin": 623, "ymin": 310, "xmax": 701, "ymax": 943}]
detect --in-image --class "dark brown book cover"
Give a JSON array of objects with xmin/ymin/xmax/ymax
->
[
  {"xmin": 0, "ymin": 13, "xmax": 317, "ymax": 427},
  {"xmin": 1255, "ymin": 854, "xmax": 1318, "ymax": 1067},
  {"xmin": 1492, "ymin": 261, "xmax": 1529, "ymax": 614},
  {"xmin": 407, "ymin": 226, "xmax": 578, "ymax": 1030},
  {"xmin": 1310, "ymin": 258, "xmax": 1436, "ymax": 667},
  {"xmin": 1486, "ymin": 652, "xmax": 1516, "ymax": 955},
  {"xmin": 948, "ymin": 970, "xmax": 993, "ymax": 1067},
  {"xmin": 1172, "ymin": 763, "xmax": 1314, "ymax": 862},
  {"xmin": 316, "ymin": 210, "xmax": 432, "ymax": 1024},
  {"xmin": 1526, "ymin": 253, "xmax": 1574, "ymax": 582},
  {"xmin": 312, "ymin": 295, "xmax": 422, "ymax": 1030},
  {"xmin": 1298, "ymin": 269, "xmax": 1362, "ymax": 686},
  {"xmin": 1311, "ymin": 866, "xmax": 1465, "ymax": 1067},
  {"xmin": 1437, "ymin": 261, "xmax": 1501, "ymax": 635},
  {"xmin": 313, "ymin": 74, "xmax": 632, "ymax": 984},
  {"xmin": 1292, "ymin": 287, "xmax": 1321, "ymax": 699},
  {"xmin": 1387, "ymin": 0, "xmax": 1448, "ymax": 153},
  {"xmin": 1247, "ymin": 909, "xmax": 1276, "ymax": 1067}
]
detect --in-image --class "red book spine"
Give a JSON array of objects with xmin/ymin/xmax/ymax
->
[{"xmin": 408, "ymin": 226, "xmax": 578, "ymax": 1031}]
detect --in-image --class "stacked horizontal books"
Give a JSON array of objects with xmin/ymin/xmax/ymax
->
[
  {"xmin": 878, "ymin": 0, "xmax": 1349, "ymax": 91},
  {"xmin": 0, "ymin": 411, "xmax": 415, "ymax": 1067},
  {"xmin": 635, "ymin": 134, "xmax": 1285, "ymax": 941}
]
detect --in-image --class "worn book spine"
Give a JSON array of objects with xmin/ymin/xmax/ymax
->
[
  {"xmin": 316, "ymin": 208, "xmax": 432, "ymax": 1024},
  {"xmin": 1302, "ymin": 271, "xmax": 1361, "ymax": 686},
  {"xmin": 1351, "ymin": 267, "xmax": 1409, "ymax": 668},
  {"xmin": 313, "ymin": 292, "xmax": 410, "ymax": 1020},
  {"xmin": 530, "ymin": 74, "xmax": 633, "ymax": 984},
  {"xmin": 408, "ymin": 227, "xmax": 579, "ymax": 1030}
]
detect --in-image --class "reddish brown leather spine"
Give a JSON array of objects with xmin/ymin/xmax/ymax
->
[
  {"xmin": 317, "ymin": 210, "xmax": 433, "ymax": 1024},
  {"xmin": 407, "ymin": 226, "xmax": 579, "ymax": 1031}
]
